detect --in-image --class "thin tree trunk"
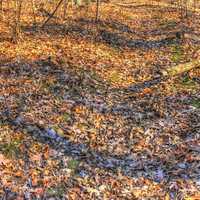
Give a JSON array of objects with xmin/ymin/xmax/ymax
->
[
  {"xmin": 0, "ymin": 0, "xmax": 3, "ymax": 20},
  {"xmin": 31, "ymin": 0, "xmax": 36, "ymax": 25},
  {"xmin": 41, "ymin": 0, "xmax": 64, "ymax": 28},
  {"xmin": 63, "ymin": 0, "xmax": 68, "ymax": 20},
  {"xmin": 12, "ymin": 0, "xmax": 22, "ymax": 42},
  {"xmin": 95, "ymin": 0, "xmax": 100, "ymax": 22}
]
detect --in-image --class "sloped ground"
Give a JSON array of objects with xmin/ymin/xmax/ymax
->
[{"xmin": 0, "ymin": 1, "xmax": 200, "ymax": 199}]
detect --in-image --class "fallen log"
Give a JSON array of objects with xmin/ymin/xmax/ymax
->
[
  {"xmin": 162, "ymin": 59, "xmax": 200, "ymax": 77},
  {"xmin": 127, "ymin": 58, "xmax": 200, "ymax": 92},
  {"xmin": 113, "ymin": 0, "xmax": 200, "ymax": 14}
]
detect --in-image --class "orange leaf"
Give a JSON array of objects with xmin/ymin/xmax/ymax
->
[{"xmin": 143, "ymin": 88, "xmax": 152, "ymax": 94}]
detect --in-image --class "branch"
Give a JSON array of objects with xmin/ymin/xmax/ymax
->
[{"xmin": 41, "ymin": 0, "xmax": 64, "ymax": 28}]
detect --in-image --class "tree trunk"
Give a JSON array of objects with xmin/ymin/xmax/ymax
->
[
  {"xmin": 31, "ymin": 0, "xmax": 36, "ymax": 25},
  {"xmin": 95, "ymin": 0, "xmax": 100, "ymax": 22},
  {"xmin": 12, "ymin": 0, "xmax": 22, "ymax": 42},
  {"xmin": 0, "ymin": 0, "xmax": 3, "ymax": 20},
  {"xmin": 63, "ymin": 0, "xmax": 68, "ymax": 20}
]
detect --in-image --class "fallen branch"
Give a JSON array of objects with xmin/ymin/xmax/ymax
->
[
  {"xmin": 162, "ymin": 59, "xmax": 200, "ymax": 77},
  {"xmin": 112, "ymin": 2, "xmax": 141, "ymax": 7},
  {"xmin": 113, "ymin": 0, "xmax": 200, "ymax": 13},
  {"xmin": 127, "ymin": 58, "xmax": 200, "ymax": 92},
  {"xmin": 184, "ymin": 33, "xmax": 200, "ymax": 42}
]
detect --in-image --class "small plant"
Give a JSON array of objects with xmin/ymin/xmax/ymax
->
[
  {"xmin": 109, "ymin": 70, "xmax": 123, "ymax": 84},
  {"xmin": 181, "ymin": 75, "xmax": 196, "ymax": 86},
  {"xmin": 159, "ymin": 20, "xmax": 177, "ymax": 29},
  {"xmin": 61, "ymin": 113, "xmax": 71, "ymax": 122},
  {"xmin": 68, "ymin": 159, "xmax": 80, "ymax": 172},
  {"xmin": 0, "ymin": 120, "xmax": 9, "ymax": 126},
  {"xmin": 51, "ymin": 125, "xmax": 65, "ymax": 137},
  {"xmin": 171, "ymin": 44, "xmax": 184, "ymax": 63},
  {"xmin": 46, "ymin": 183, "xmax": 66, "ymax": 197},
  {"xmin": 191, "ymin": 99, "xmax": 200, "ymax": 108},
  {"xmin": 0, "ymin": 138, "xmax": 22, "ymax": 158}
]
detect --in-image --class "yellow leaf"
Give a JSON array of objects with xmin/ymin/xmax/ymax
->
[
  {"xmin": 165, "ymin": 193, "xmax": 170, "ymax": 200},
  {"xmin": 185, "ymin": 195, "xmax": 200, "ymax": 200}
]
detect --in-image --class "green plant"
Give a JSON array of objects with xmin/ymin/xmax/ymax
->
[
  {"xmin": 61, "ymin": 113, "xmax": 71, "ymax": 122},
  {"xmin": 46, "ymin": 183, "xmax": 66, "ymax": 197},
  {"xmin": 191, "ymin": 99, "xmax": 200, "ymax": 108},
  {"xmin": 181, "ymin": 75, "xmax": 196, "ymax": 86},
  {"xmin": 68, "ymin": 159, "xmax": 80, "ymax": 171},
  {"xmin": 159, "ymin": 20, "xmax": 177, "ymax": 29},
  {"xmin": 109, "ymin": 70, "xmax": 123, "ymax": 84},
  {"xmin": 51, "ymin": 125, "xmax": 65, "ymax": 137},
  {"xmin": 171, "ymin": 44, "xmax": 184, "ymax": 63},
  {"xmin": 0, "ymin": 139, "xmax": 22, "ymax": 158}
]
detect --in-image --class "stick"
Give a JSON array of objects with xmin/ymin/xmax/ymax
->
[{"xmin": 41, "ymin": 0, "xmax": 64, "ymax": 28}]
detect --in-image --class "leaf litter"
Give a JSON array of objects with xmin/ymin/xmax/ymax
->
[{"xmin": 0, "ymin": 0, "xmax": 200, "ymax": 199}]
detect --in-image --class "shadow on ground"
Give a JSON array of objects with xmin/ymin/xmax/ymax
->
[
  {"xmin": 1, "ymin": 58, "xmax": 199, "ymax": 185},
  {"xmin": 21, "ymin": 17, "xmax": 184, "ymax": 50}
]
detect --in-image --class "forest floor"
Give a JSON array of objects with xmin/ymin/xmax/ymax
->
[{"xmin": 0, "ymin": 0, "xmax": 200, "ymax": 199}]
